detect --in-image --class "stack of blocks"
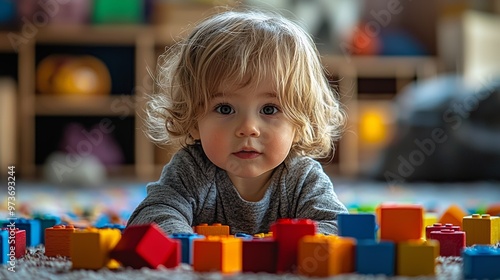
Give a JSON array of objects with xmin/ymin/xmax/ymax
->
[{"xmin": 1, "ymin": 203, "xmax": 499, "ymax": 279}]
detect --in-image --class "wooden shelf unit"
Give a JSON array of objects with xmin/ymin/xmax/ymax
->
[
  {"xmin": 1, "ymin": 25, "xmax": 439, "ymax": 181},
  {"xmin": 321, "ymin": 55, "xmax": 439, "ymax": 177}
]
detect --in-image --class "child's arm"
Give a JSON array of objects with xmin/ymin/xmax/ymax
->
[
  {"xmin": 127, "ymin": 145, "xmax": 213, "ymax": 234},
  {"xmin": 287, "ymin": 158, "xmax": 349, "ymax": 235},
  {"xmin": 127, "ymin": 182, "xmax": 195, "ymax": 234}
]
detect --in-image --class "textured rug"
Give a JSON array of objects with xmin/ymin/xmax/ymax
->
[{"xmin": 0, "ymin": 246, "xmax": 463, "ymax": 280}]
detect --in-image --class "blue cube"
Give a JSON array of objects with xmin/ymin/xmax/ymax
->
[
  {"xmin": 170, "ymin": 233, "xmax": 204, "ymax": 264},
  {"xmin": 463, "ymin": 245, "xmax": 500, "ymax": 280},
  {"xmin": 0, "ymin": 230, "xmax": 9, "ymax": 264},
  {"xmin": 3, "ymin": 218, "xmax": 41, "ymax": 247},
  {"xmin": 356, "ymin": 240, "xmax": 395, "ymax": 276},
  {"xmin": 34, "ymin": 214, "xmax": 61, "ymax": 244},
  {"xmin": 338, "ymin": 213, "xmax": 377, "ymax": 240}
]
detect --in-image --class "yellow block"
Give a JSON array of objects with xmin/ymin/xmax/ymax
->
[
  {"xmin": 70, "ymin": 228, "xmax": 121, "ymax": 270},
  {"xmin": 422, "ymin": 213, "xmax": 438, "ymax": 239},
  {"xmin": 397, "ymin": 239, "xmax": 439, "ymax": 277},
  {"xmin": 463, "ymin": 214, "xmax": 500, "ymax": 246}
]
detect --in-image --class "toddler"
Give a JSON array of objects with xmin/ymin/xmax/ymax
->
[{"xmin": 128, "ymin": 9, "xmax": 348, "ymax": 235}]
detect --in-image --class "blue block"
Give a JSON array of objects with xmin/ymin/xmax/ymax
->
[
  {"xmin": 2, "ymin": 219, "xmax": 41, "ymax": 247},
  {"xmin": 0, "ymin": 230, "xmax": 8, "ymax": 264},
  {"xmin": 235, "ymin": 233, "xmax": 253, "ymax": 240},
  {"xmin": 463, "ymin": 245, "xmax": 500, "ymax": 280},
  {"xmin": 356, "ymin": 240, "xmax": 395, "ymax": 276},
  {"xmin": 170, "ymin": 233, "xmax": 204, "ymax": 264},
  {"xmin": 338, "ymin": 213, "xmax": 377, "ymax": 240},
  {"xmin": 34, "ymin": 215, "xmax": 61, "ymax": 244}
]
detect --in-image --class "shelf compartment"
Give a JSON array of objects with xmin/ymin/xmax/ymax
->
[{"xmin": 35, "ymin": 95, "xmax": 136, "ymax": 116}]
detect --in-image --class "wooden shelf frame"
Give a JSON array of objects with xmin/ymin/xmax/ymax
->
[{"xmin": 2, "ymin": 25, "xmax": 440, "ymax": 180}]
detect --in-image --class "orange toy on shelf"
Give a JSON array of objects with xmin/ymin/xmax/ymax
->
[{"xmin": 36, "ymin": 55, "xmax": 111, "ymax": 96}]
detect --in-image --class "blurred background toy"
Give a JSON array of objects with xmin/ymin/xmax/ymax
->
[{"xmin": 36, "ymin": 55, "xmax": 112, "ymax": 96}]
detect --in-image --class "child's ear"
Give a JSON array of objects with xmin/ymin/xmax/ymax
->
[{"xmin": 190, "ymin": 127, "xmax": 200, "ymax": 141}]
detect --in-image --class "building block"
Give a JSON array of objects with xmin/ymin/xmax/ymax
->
[
  {"xmin": 170, "ymin": 232, "xmax": 204, "ymax": 264},
  {"xmin": 242, "ymin": 238, "xmax": 278, "ymax": 273},
  {"xmin": 439, "ymin": 204, "xmax": 467, "ymax": 228},
  {"xmin": 379, "ymin": 204, "xmax": 423, "ymax": 242},
  {"xmin": 70, "ymin": 228, "xmax": 121, "ymax": 270},
  {"xmin": 3, "ymin": 218, "xmax": 41, "ymax": 247},
  {"xmin": 194, "ymin": 223, "xmax": 230, "ymax": 236},
  {"xmin": 34, "ymin": 214, "xmax": 61, "ymax": 244},
  {"xmin": 1, "ymin": 228, "xmax": 26, "ymax": 258},
  {"xmin": 0, "ymin": 230, "xmax": 8, "ymax": 265},
  {"xmin": 0, "ymin": 229, "xmax": 24, "ymax": 265},
  {"xmin": 234, "ymin": 233, "xmax": 253, "ymax": 240},
  {"xmin": 45, "ymin": 225, "xmax": 76, "ymax": 257},
  {"xmin": 98, "ymin": 224, "xmax": 126, "ymax": 232},
  {"xmin": 486, "ymin": 203, "xmax": 500, "ymax": 216},
  {"xmin": 193, "ymin": 236, "xmax": 242, "ymax": 274},
  {"xmin": 253, "ymin": 232, "xmax": 273, "ymax": 239},
  {"xmin": 338, "ymin": 213, "xmax": 376, "ymax": 240},
  {"xmin": 463, "ymin": 214, "xmax": 499, "ymax": 246},
  {"xmin": 110, "ymin": 223, "xmax": 180, "ymax": 269},
  {"xmin": 397, "ymin": 239, "xmax": 439, "ymax": 277},
  {"xmin": 429, "ymin": 229, "xmax": 465, "ymax": 257},
  {"xmin": 425, "ymin": 223, "xmax": 460, "ymax": 240},
  {"xmin": 271, "ymin": 218, "xmax": 317, "ymax": 273},
  {"xmin": 422, "ymin": 212, "xmax": 438, "ymax": 239},
  {"xmin": 356, "ymin": 240, "xmax": 395, "ymax": 276},
  {"xmin": 462, "ymin": 245, "xmax": 500, "ymax": 280},
  {"xmin": 297, "ymin": 235, "xmax": 355, "ymax": 277}
]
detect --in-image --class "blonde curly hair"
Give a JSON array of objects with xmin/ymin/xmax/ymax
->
[{"xmin": 146, "ymin": 9, "xmax": 345, "ymax": 159}]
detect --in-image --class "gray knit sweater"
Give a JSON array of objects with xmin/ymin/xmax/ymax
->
[{"xmin": 127, "ymin": 144, "xmax": 348, "ymax": 235}]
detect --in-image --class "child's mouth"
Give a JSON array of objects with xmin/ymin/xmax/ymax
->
[{"xmin": 233, "ymin": 150, "xmax": 261, "ymax": 159}]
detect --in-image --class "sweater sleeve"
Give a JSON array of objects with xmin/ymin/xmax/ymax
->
[
  {"xmin": 287, "ymin": 158, "xmax": 348, "ymax": 235},
  {"xmin": 127, "ymin": 146, "xmax": 213, "ymax": 234}
]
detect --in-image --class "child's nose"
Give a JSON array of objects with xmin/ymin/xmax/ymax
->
[{"xmin": 236, "ymin": 115, "xmax": 260, "ymax": 137}]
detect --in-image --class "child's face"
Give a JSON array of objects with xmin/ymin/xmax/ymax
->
[{"xmin": 191, "ymin": 77, "xmax": 296, "ymax": 181}]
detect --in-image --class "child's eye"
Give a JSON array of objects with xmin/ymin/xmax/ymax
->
[
  {"xmin": 215, "ymin": 104, "xmax": 234, "ymax": 115},
  {"xmin": 261, "ymin": 105, "xmax": 279, "ymax": 115}
]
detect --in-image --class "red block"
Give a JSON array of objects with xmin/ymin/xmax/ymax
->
[
  {"xmin": 429, "ymin": 229, "xmax": 465, "ymax": 257},
  {"xmin": 2, "ymin": 228, "xmax": 26, "ymax": 258},
  {"xmin": 242, "ymin": 238, "xmax": 278, "ymax": 273},
  {"xmin": 110, "ymin": 223, "xmax": 180, "ymax": 269},
  {"xmin": 271, "ymin": 218, "xmax": 317, "ymax": 273},
  {"xmin": 425, "ymin": 223, "xmax": 460, "ymax": 240}
]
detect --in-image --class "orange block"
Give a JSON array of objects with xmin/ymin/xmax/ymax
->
[
  {"xmin": 45, "ymin": 225, "xmax": 76, "ymax": 257},
  {"xmin": 463, "ymin": 214, "xmax": 500, "ymax": 246},
  {"xmin": 193, "ymin": 236, "xmax": 242, "ymax": 274},
  {"xmin": 438, "ymin": 204, "xmax": 467, "ymax": 228},
  {"xmin": 194, "ymin": 223, "xmax": 230, "ymax": 236},
  {"xmin": 298, "ymin": 235, "xmax": 355, "ymax": 277},
  {"xmin": 379, "ymin": 204, "xmax": 423, "ymax": 242},
  {"xmin": 486, "ymin": 203, "xmax": 500, "ymax": 216}
]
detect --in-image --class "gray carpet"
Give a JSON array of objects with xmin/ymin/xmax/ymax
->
[{"xmin": 1, "ymin": 246, "xmax": 463, "ymax": 280}]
